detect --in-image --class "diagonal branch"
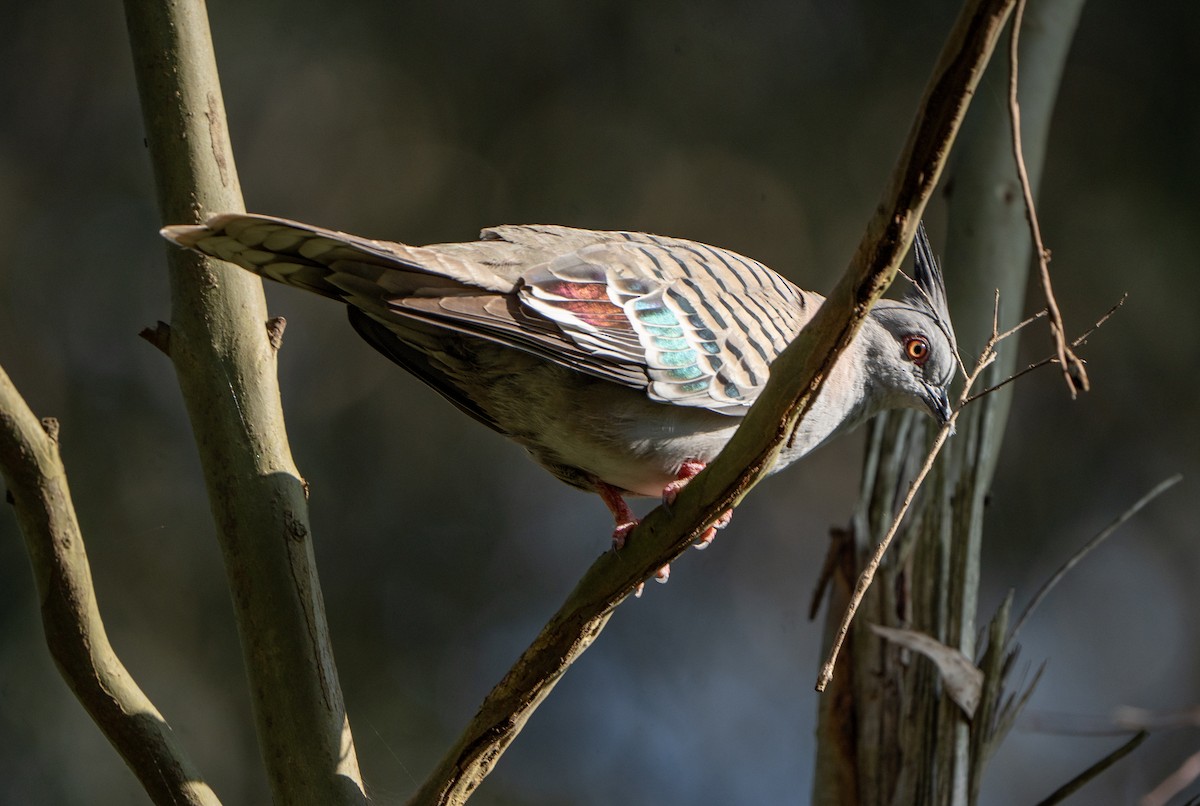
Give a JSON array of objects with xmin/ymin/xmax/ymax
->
[
  {"xmin": 409, "ymin": 0, "xmax": 1020, "ymax": 802},
  {"xmin": 0, "ymin": 364, "xmax": 220, "ymax": 806}
]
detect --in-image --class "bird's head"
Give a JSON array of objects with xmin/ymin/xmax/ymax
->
[{"xmin": 867, "ymin": 223, "xmax": 959, "ymax": 427}]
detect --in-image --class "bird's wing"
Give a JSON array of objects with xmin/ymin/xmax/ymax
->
[
  {"xmin": 514, "ymin": 232, "xmax": 813, "ymax": 412},
  {"xmin": 162, "ymin": 215, "xmax": 814, "ymax": 415}
]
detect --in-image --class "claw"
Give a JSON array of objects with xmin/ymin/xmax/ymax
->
[
  {"xmin": 634, "ymin": 563, "xmax": 670, "ymax": 597},
  {"xmin": 611, "ymin": 520, "xmax": 638, "ymax": 551}
]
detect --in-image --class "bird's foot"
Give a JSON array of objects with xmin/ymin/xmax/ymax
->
[
  {"xmin": 596, "ymin": 479, "xmax": 671, "ymax": 593},
  {"xmin": 611, "ymin": 519, "xmax": 638, "ymax": 551},
  {"xmin": 615, "ymin": 523, "xmax": 670, "ymax": 585},
  {"xmin": 692, "ymin": 509, "xmax": 733, "ymax": 550},
  {"xmin": 599, "ymin": 461, "xmax": 732, "ymax": 596},
  {"xmin": 633, "ymin": 563, "xmax": 671, "ymax": 598},
  {"xmin": 661, "ymin": 459, "xmax": 733, "ymax": 549}
]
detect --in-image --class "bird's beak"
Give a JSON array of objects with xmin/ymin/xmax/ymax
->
[{"xmin": 925, "ymin": 385, "xmax": 954, "ymax": 432}]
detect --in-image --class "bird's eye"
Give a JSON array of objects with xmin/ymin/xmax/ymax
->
[{"xmin": 904, "ymin": 335, "xmax": 930, "ymax": 365}]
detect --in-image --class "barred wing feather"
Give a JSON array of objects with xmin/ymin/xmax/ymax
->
[{"xmin": 520, "ymin": 237, "xmax": 811, "ymax": 414}]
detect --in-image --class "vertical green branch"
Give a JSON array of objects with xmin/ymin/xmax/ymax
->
[{"xmin": 123, "ymin": 0, "xmax": 366, "ymax": 802}]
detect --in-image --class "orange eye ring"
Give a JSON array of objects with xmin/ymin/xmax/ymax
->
[{"xmin": 904, "ymin": 335, "xmax": 930, "ymax": 365}]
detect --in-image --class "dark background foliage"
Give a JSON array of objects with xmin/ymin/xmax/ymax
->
[{"xmin": 0, "ymin": 1, "xmax": 1196, "ymax": 803}]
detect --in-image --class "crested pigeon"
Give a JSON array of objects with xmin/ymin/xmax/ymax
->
[{"xmin": 162, "ymin": 215, "xmax": 958, "ymax": 578}]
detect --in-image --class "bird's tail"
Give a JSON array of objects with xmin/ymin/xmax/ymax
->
[{"xmin": 160, "ymin": 213, "xmax": 504, "ymax": 302}]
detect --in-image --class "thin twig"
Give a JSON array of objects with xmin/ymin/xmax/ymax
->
[
  {"xmin": 1115, "ymin": 705, "xmax": 1200, "ymax": 732},
  {"xmin": 1022, "ymin": 704, "xmax": 1200, "ymax": 736},
  {"xmin": 1010, "ymin": 474, "xmax": 1182, "ymax": 639},
  {"xmin": 1020, "ymin": 711, "xmax": 1144, "ymax": 737},
  {"xmin": 1009, "ymin": 0, "xmax": 1089, "ymax": 397},
  {"xmin": 814, "ymin": 397, "xmax": 954, "ymax": 691},
  {"xmin": 963, "ymin": 295, "xmax": 1125, "ymax": 405},
  {"xmin": 816, "ymin": 303, "xmax": 1016, "ymax": 691},
  {"xmin": 996, "ymin": 308, "xmax": 1047, "ymax": 343},
  {"xmin": 1033, "ymin": 731, "xmax": 1149, "ymax": 806}
]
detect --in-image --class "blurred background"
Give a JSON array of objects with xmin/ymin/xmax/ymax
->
[{"xmin": 1, "ymin": 0, "xmax": 1196, "ymax": 803}]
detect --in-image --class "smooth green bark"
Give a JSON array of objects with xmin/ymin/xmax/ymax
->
[{"xmin": 124, "ymin": 0, "xmax": 366, "ymax": 802}]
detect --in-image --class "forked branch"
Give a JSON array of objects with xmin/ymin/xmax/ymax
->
[{"xmin": 963, "ymin": 295, "xmax": 1124, "ymax": 405}]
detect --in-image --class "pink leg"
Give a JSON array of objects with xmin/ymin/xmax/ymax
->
[
  {"xmin": 595, "ymin": 480, "xmax": 671, "ymax": 595},
  {"xmin": 596, "ymin": 460, "xmax": 731, "ymax": 595},
  {"xmin": 595, "ymin": 481, "xmax": 638, "ymax": 550}
]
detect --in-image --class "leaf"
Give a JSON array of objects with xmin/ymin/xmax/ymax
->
[{"xmin": 871, "ymin": 624, "xmax": 983, "ymax": 718}]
